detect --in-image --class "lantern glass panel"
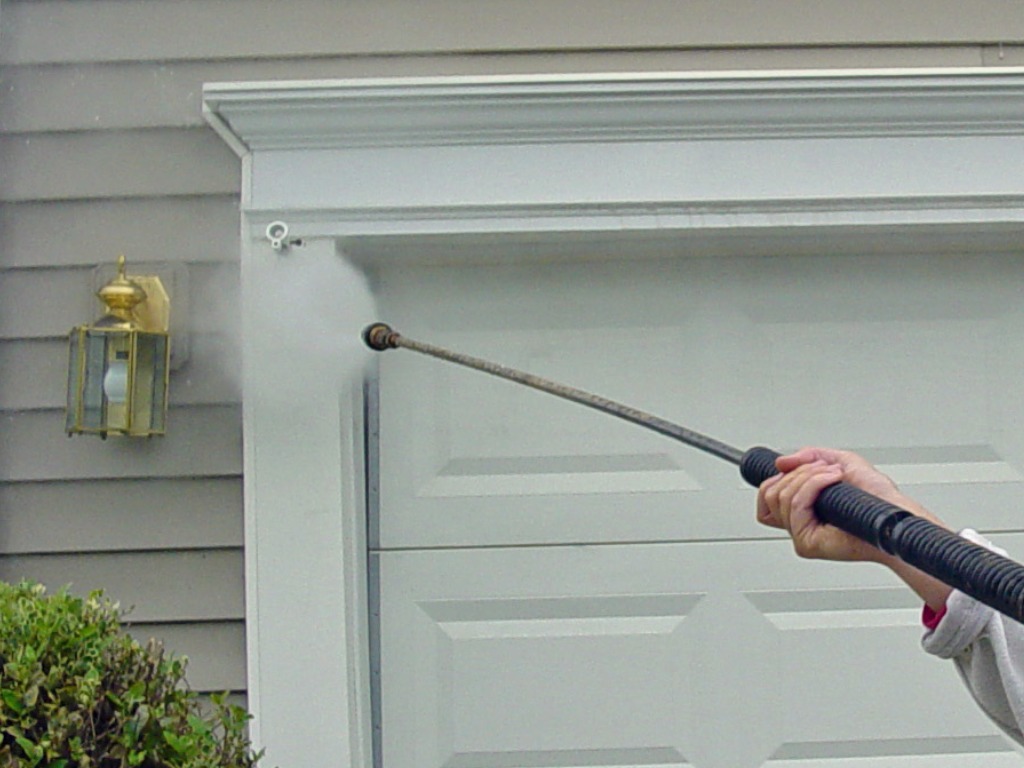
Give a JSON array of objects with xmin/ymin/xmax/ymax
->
[
  {"xmin": 131, "ymin": 332, "xmax": 169, "ymax": 434},
  {"xmin": 65, "ymin": 330, "xmax": 82, "ymax": 432},
  {"xmin": 101, "ymin": 331, "xmax": 132, "ymax": 433},
  {"xmin": 81, "ymin": 330, "xmax": 110, "ymax": 430},
  {"xmin": 103, "ymin": 357, "xmax": 129, "ymax": 404}
]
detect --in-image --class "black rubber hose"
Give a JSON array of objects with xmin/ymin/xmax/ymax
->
[{"xmin": 741, "ymin": 446, "xmax": 1024, "ymax": 624}]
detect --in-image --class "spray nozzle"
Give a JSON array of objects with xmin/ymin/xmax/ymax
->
[{"xmin": 362, "ymin": 323, "xmax": 400, "ymax": 351}]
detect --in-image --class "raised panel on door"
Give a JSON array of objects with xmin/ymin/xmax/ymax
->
[
  {"xmin": 373, "ymin": 253, "xmax": 1024, "ymax": 548},
  {"xmin": 376, "ymin": 537, "xmax": 1024, "ymax": 768}
]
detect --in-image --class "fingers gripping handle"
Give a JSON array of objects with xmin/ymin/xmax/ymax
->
[
  {"xmin": 740, "ymin": 446, "xmax": 1024, "ymax": 624},
  {"xmin": 740, "ymin": 447, "xmax": 912, "ymax": 547}
]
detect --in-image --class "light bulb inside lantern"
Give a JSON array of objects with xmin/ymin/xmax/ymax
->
[{"xmin": 103, "ymin": 360, "xmax": 128, "ymax": 404}]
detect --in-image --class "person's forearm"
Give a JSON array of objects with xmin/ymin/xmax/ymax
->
[
  {"xmin": 873, "ymin": 493, "xmax": 954, "ymax": 613},
  {"xmin": 878, "ymin": 554, "xmax": 953, "ymax": 613}
]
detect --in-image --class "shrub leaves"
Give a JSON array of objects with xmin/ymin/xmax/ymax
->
[{"xmin": 0, "ymin": 581, "xmax": 264, "ymax": 768}]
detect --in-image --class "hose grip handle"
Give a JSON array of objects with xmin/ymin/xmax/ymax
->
[
  {"xmin": 739, "ymin": 446, "xmax": 1024, "ymax": 624},
  {"xmin": 740, "ymin": 446, "xmax": 910, "ymax": 548}
]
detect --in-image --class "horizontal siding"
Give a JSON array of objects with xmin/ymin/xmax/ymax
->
[
  {"xmin": 0, "ymin": 549, "xmax": 245, "ymax": 691},
  {"xmin": 0, "ymin": 0, "xmax": 248, "ymax": 700},
  {"xmin": 0, "ymin": 197, "xmax": 240, "ymax": 268},
  {"xmin": 0, "ymin": 478, "xmax": 242, "ymax": 554},
  {"xmin": 126, "ymin": 621, "xmax": 246, "ymax": 693},
  {"xmin": 0, "ymin": 263, "xmax": 239, "ymax": 339},
  {"xmin": 0, "ymin": 46, "xmax": 1008, "ymax": 134},
  {"xmin": 0, "ymin": 60, "xmax": 206, "ymax": 133},
  {"xmin": 0, "ymin": 340, "xmax": 72, "ymax": 409},
  {"xmin": 0, "ymin": 406, "xmax": 242, "ymax": 482},
  {"xmin": 2, "ymin": 268, "xmax": 108, "ymax": 337},
  {"xmin": 198, "ymin": 693, "xmax": 249, "ymax": 716},
  {"xmin": 0, "ymin": 550, "xmax": 244, "ymax": 623},
  {"xmin": 0, "ymin": 335, "xmax": 241, "ymax": 410},
  {"xmin": 3, "ymin": 0, "xmax": 1024, "ymax": 65},
  {"xmin": 0, "ymin": 128, "xmax": 238, "ymax": 202}
]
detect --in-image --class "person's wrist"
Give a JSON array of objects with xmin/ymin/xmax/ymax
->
[{"xmin": 868, "ymin": 547, "xmax": 900, "ymax": 568}]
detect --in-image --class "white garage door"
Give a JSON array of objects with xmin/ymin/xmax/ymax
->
[{"xmin": 370, "ymin": 249, "xmax": 1024, "ymax": 767}]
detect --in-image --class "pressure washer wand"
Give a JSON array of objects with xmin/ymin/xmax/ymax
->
[
  {"xmin": 363, "ymin": 322, "xmax": 1024, "ymax": 625},
  {"xmin": 364, "ymin": 323, "xmax": 744, "ymax": 465}
]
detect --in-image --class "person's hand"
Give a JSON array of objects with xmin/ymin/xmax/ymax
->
[
  {"xmin": 756, "ymin": 447, "xmax": 924, "ymax": 563},
  {"xmin": 756, "ymin": 447, "xmax": 954, "ymax": 611}
]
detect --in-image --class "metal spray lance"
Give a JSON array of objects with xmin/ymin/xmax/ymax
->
[{"xmin": 364, "ymin": 322, "xmax": 1024, "ymax": 625}]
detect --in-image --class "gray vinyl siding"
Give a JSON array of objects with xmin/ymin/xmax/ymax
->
[
  {"xmin": 3, "ymin": 0, "xmax": 1024, "ymax": 63},
  {"xmin": 1, "ymin": 0, "xmax": 1021, "ymax": 703}
]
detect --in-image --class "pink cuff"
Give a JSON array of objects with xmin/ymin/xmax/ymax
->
[{"xmin": 922, "ymin": 603, "xmax": 948, "ymax": 630}]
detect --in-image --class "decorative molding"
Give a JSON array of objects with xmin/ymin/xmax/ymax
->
[
  {"xmin": 206, "ymin": 71, "xmax": 1024, "ymax": 251},
  {"xmin": 243, "ymin": 194, "xmax": 1024, "ymax": 232},
  {"xmin": 204, "ymin": 69, "xmax": 1024, "ymax": 151}
]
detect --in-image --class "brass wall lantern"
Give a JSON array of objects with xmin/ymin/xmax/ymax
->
[{"xmin": 66, "ymin": 256, "xmax": 171, "ymax": 438}]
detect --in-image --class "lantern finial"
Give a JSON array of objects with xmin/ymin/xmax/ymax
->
[{"xmin": 97, "ymin": 255, "xmax": 147, "ymax": 325}]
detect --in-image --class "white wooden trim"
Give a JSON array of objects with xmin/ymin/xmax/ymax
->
[
  {"xmin": 204, "ymin": 68, "xmax": 1024, "ymax": 150},
  {"xmin": 202, "ymin": 69, "xmax": 1024, "ymax": 767}
]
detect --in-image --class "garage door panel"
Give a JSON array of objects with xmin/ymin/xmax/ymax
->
[
  {"xmin": 740, "ymin": 253, "xmax": 1024, "ymax": 498},
  {"xmin": 377, "ymin": 539, "xmax": 1018, "ymax": 768},
  {"xmin": 376, "ymin": 325, "xmax": 759, "ymax": 548},
  {"xmin": 376, "ymin": 254, "xmax": 1024, "ymax": 549},
  {"xmin": 913, "ymin": 481, "xmax": 1024, "ymax": 533},
  {"xmin": 765, "ymin": 736, "xmax": 1017, "ymax": 767},
  {"xmin": 755, "ymin": 320, "xmax": 995, "ymax": 444}
]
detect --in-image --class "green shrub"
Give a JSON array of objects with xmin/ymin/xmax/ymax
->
[{"xmin": 0, "ymin": 581, "xmax": 262, "ymax": 768}]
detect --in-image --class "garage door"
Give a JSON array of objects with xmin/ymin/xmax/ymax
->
[{"xmin": 370, "ymin": 249, "xmax": 1024, "ymax": 767}]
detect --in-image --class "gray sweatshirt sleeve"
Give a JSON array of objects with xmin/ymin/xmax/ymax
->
[{"xmin": 921, "ymin": 529, "xmax": 1024, "ymax": 746}]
